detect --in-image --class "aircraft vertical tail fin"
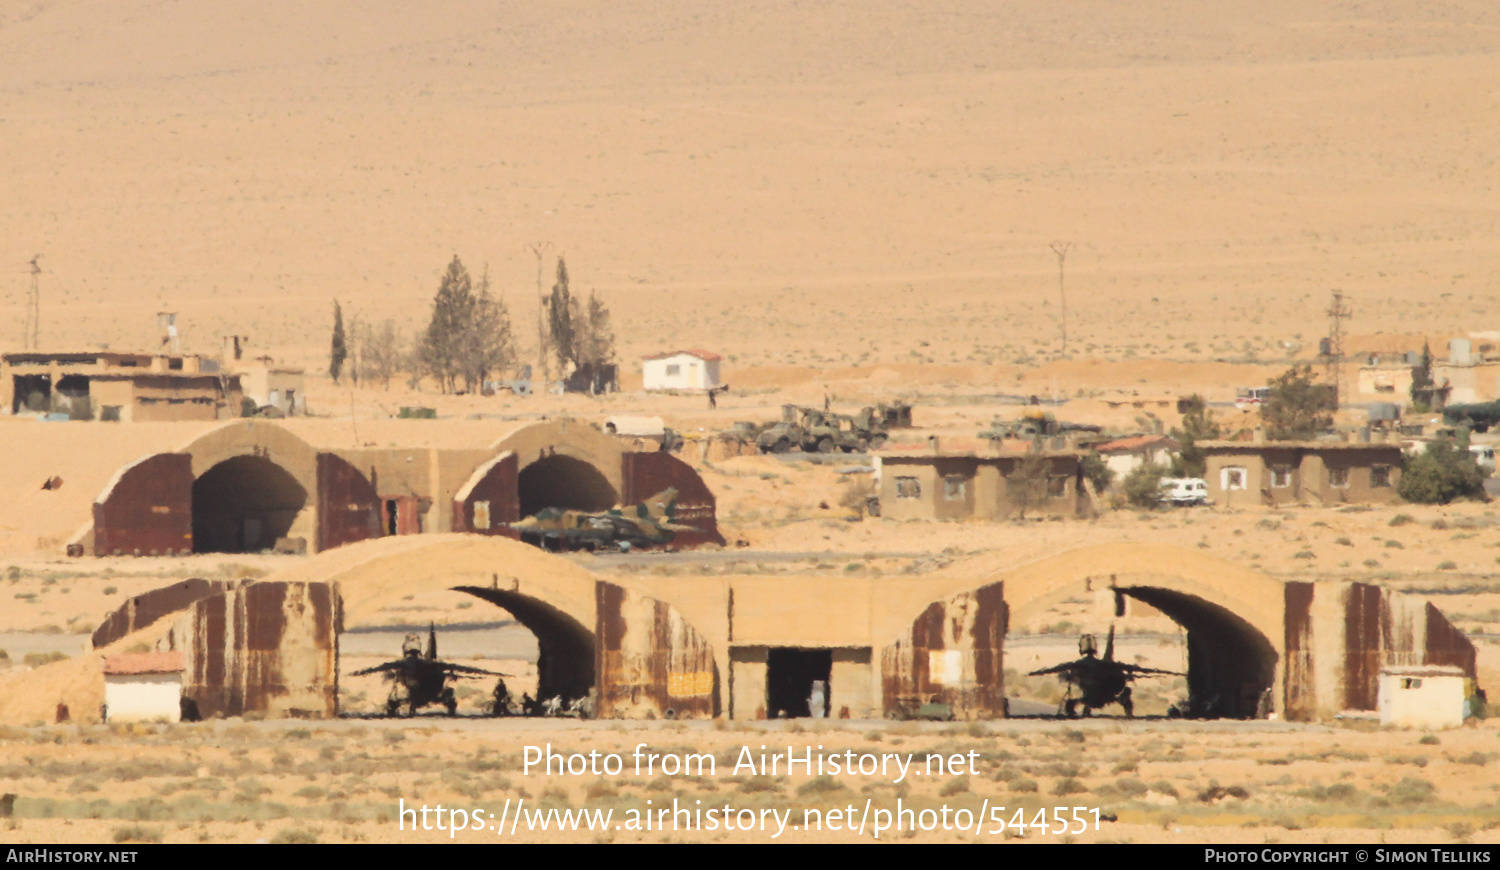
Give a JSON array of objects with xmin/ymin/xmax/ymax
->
[
  {"xmin": 427, "ymin": 622, "xmax": 438, "ymax": 661},
  {"xmin": 1103, "ymin": 624, "xmax": 1116, "ymax": 662},
  {"xmin": 638, "ymin": 488, "xmax": 679, "ymax": 521}
]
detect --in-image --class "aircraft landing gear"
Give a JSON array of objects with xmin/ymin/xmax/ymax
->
[{"xmin": 1119, "ymin": 687, "xmax": 1134, "ymax": 718}]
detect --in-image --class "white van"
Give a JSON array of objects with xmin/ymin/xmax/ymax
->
[
  {"xmin": 1470, "ymin": 444, "xmax": 1496, "ymax": 474},
  {"xmin": 1159, "ymin": 477, "xmax": 1211, "ymax": 506}
]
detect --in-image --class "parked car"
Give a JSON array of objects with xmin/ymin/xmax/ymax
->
[{"xmin": 1159, "ymin": 477, "xmax": 1211, "ymax": 506}]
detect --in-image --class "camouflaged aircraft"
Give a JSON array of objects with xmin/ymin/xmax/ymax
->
[
  {"xmin": 351, "ymin": 624, "xmax": 508, "ymax": 717},
  {"xmin": 1028, "ymin": 625, "xmax": 1181, "ymax": 718},
  {"xmin": 510, "ymin": 488, "xmax": 698, "ymax": 552}
]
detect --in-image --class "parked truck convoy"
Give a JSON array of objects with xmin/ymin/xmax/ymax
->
[{"xmin": 751, "ymin": 403, "xmax": 909, "ymax": 454}]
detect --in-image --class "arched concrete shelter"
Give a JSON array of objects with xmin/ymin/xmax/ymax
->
[
  {"xmin": 28, "ymin": 539, "xmax": 1472, "ymax": 725},
  {"xmin": 78, "ymin": 418, "xmax": 722, "ymax": 557}
]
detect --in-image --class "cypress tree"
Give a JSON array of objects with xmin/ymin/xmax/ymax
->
[{"xmin": 329, "ymin": 301, "xmax": 348, "ymax": 384}]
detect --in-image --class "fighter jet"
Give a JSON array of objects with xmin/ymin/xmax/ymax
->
[
  {"xmin": 351, "ymin": 624, "xmax": 508, "ymax": 717},
  {"xmin": 510, "ymin": 488, "xmax": 698, "ymax": 552},
  {"xmin": 1028, "ymin": 626, "xmax": 1181, "ymax": 718}
]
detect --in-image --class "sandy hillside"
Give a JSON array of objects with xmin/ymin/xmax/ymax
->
[{"xmin": 2, "ymin": 1, "xmax": 1499, "ymax": 373}]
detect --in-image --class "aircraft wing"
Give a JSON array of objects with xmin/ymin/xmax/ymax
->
[
  {"xmin": 1117, "ymin": 664, "xmax": 1183, "ymax": 677},
  {"xmin": 350, "ymin": 660, "xmax": 409, "ymax": 677},
  {"xmin": 1027, "ymin": 662, "xmax": 1081, "ymax": 678},
  {"xmin": 443, "ymin": 663, "xmax": 511, "ymax": 678}
]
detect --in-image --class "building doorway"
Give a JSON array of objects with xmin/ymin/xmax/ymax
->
[{"xmin": 766, "ymin": 647, "xmax": 832, "ymax": 719}]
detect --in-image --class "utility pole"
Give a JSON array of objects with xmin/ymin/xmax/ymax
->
[
  {"xmin": 1049, "ymin": 241, "xmax": 1073, "ymax": 355},
  {"xmin": 1324, "ymin": 290, "xmax": 1351, "ymax": 408},
  {"xmin": 525, "ymin": 242, "xmax": 552, "ymax": 389},
  {"xmin": 25, "ymin": 255, "xmax": 41, "ymax": 350}
]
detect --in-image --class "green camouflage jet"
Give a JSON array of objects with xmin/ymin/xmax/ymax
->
[{"xmin": 510, "ymin": 488, "xmax": 698, "ymax": 552}]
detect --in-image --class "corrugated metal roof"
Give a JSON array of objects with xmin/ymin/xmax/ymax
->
[{"xmin": 102, "ymin": 651, "xmax": 184, "ymax": 676}]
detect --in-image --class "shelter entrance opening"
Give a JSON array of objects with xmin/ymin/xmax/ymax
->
[
  {"xmin": 1118, "ymin": 587, "xmax": 1278, "ymax": 719},
  {"xmin": 455, "ymin": 586, "xmax": 595, "ymax": 714},
  {"xmin": 518, "ymin": 454, "xmax": 618, "ymax": 517},
  {"xmin": 191, "ymin": 456, "xmax": 307, "ymax": 553},
  {"xmin": 767, "ymin": 647, "xmax": 832, "ymax": 719}
]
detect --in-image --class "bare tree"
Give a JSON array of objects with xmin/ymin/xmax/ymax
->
[{"xmin": 357, "ymin": 318, "xmax": 405, "ymax": 390}]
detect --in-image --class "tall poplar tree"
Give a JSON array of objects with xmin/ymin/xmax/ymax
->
[{"xmin": 329, "ymin": 301, "xmax": 348, "ymax": 384}]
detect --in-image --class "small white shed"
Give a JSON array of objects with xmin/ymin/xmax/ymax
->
[
  {"xmin": 642, "ymin": 350, "xmax": 722, "ymax": 392},
  {"xmin": 102, "ymin": 651, "xmax": 185, "ymax": 724},
  {"xmin": 1378, "ymin": 665, "xmax": 1467, "ymax": 729},
  {"xmin": 1093, "ymin": 434, "xmax": 1181, "ymax": 479}
]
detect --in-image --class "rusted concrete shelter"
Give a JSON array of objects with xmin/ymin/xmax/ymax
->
[
  {"xmin": 80, "ymin": 539, "xmax": 1475, "ymax": 724},
  {"xmin": 76, "ymin": 418, "xmax": 722, "ymax": 556}
]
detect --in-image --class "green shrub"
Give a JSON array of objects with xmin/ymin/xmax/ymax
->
[
  {"xmin": 1385, "ymin": 776, "xmax": 1434, "ymax": 804},
  {"xmin": 1122, "ymin": 462, "xmax": 1168, "ymax": 508},
  {"xmin": 1399, "ymin": 439, "xmax": 1487, "ymax": 504}
]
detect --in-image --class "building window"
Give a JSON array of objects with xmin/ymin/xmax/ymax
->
[
  {"xmin": 1329, "ymin": 467, "xmax": 1349, "ymax": 488},
  {"xmin": 1371, "ymin": 466, "xmax": 1392, "ymax": 488},
  {"xmin": 1048, "ymin": 475, "xmax": 1068, "ymax": 497},
  {"xmin": 895, "ymin": 477, "xmax": 920, "ymax": 499},
  {"xmin": 1270, "ymin": 466, "xmax": 1293, "ymax": 488},
  {"xmin": 1402, "ymin": 678, "xmax": 1422, "ymax": 690},
  {"xmin": 666, "ymin": 364, "xmax": 681, "ymax": 376},
  {"xmin": 943, "ymin": 476, "xmax": 965, "ymax": 500},
  {"xmin": 1221, "ymin": 467, "xmax": 1247, "ymax": 490}
]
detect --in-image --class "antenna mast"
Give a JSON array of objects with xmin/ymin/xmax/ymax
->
[
  {"xmin": 1049, "ymin": 241, "xmax": 1073, "ymax": 355},
  {"xmin": 1324, "ymin": 290, "xmax": 1351, "ymax": 407},
  {"xmin": 25, "ymin": 255, "xmax": 41, "ymax": 350},
  {"xmin": 526, "ymin": 242, "xmax": 552, "ymax": 389}
]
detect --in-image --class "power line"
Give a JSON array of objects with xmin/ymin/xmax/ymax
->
[
  {"xmin": 1324, "ymin": 290, "xmax": 1352, "ymax": 407},
  {"xmin": 1049, "ymin": 241, "xmax": 1073, "ymax": 355},
  {"xmin": 25, "ymin": 255, "xmax": 41, "ymax": 351},
  {"xmin": 525, "ymin": 242, "xmax": 552, "ymax": 388}
]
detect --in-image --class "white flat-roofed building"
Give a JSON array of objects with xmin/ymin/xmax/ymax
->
[
  {"xmin": 102, "ymin": 651, "xmax": 185, "ymax": 723},
  {"xmin": 642, "ymin": 350, "xmax": 722, "ymax": 392},
  {"xmin": 1378, "ymin": 665, "xmax": 1467, "ymax": 729}
]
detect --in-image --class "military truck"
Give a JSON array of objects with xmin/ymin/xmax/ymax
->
[
  {"xmin": 755, "ymin": 404, "xmax": 891, "ymax": 454},
  {"xmin": 979, "ymin": 408, "xmax": 1102, "ymax": 441},
  {"xmin": 755, "ymin": 405, "xmax": 805, "ymax": 454}
]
